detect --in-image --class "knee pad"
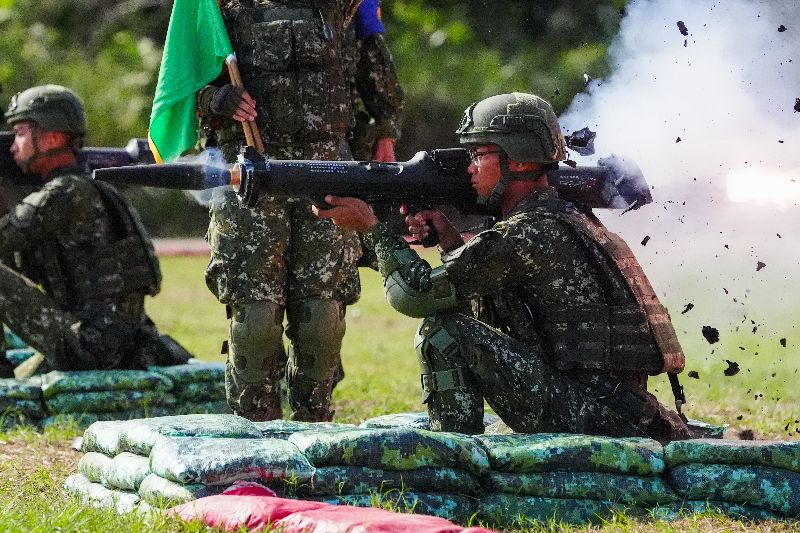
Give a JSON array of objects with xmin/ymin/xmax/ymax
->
[
  {"xmin": 228, "ymin": 301, "xmax": 285, "ymax": 384},
  {"xmin": 285, "ymin": 298, "xmax": 345, "ymax": 381}
]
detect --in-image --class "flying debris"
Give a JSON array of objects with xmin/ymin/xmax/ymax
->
[
  {"xmin": 756, "ymin": 261, "xmax": 766, "ymax": 271},
  {"xmin": 795, "ymin": 98, "xmax": 800, "ymax": 113},
  {"xmin": 641, "ymin": 235, "xmax": 651, "ymax": 246},
  {"xmin": 676, "ymin": 136, "xmax": 682, "ymax": 143},
  {"xmin": 778, "ymin": 25, "xmax": 787, "ymax": 32},
  {"xmin": 582, "ymin": 73, "xmax": 592, "ymax": 87},
  {"xmin": 780, "ymin": 338, "xmax": 787, "ymax": 347},
  {"xmin": 687, "ymin": 370, "xmax": 700, "ymax": 379},
  {"xmin": 681, "ymin": 303, "xmax": 694, "ymax": 314},
  {"xmin": 724, "ymin": 360, "xmax": 740, "ymax": 376},
  {"xmin": 702, "ymin": 326, "xmax": 720, "ymax": 344},
  {"xmin": 564, "ymin": 127, "xmax": 596, "ymax": 156},
  {"xmin": 677, "ymin": 21, "xmax": 689, "ymax": 36}
]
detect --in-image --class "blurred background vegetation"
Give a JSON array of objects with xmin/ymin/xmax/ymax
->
[{"xmin": 0, "ymin": 0, "xmax": 625, "ymax": 236}]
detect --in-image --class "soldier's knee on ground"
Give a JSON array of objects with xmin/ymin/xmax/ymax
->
[
  {"xmin": 226, "ymin": 301, "xmax": 285, "ymax": 421},
  {"xmin": 414, "ymin": 315, "xmax": 484, "ymax": 434},
  {"xmin": 285, "ymin": 298, "xmax": 346, "ymax": 421}
]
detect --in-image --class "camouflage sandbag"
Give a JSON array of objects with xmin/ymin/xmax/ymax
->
[
  {"xmin": 45, "ymin": 390, "xmax": 177, "ymax": 414},
  {"xmin": 63, "ymin": 473, "xmax": 141, "ymax": 514},
  {"xmin": 475, "ymin": 434, "xmax": 664, "ymax": 475},
  {"xmin": 4, "ymin": 328, "xmax": 27, "ymax": 349},
  {"xmin": 359, "ymin": 412, "xmax": 502, "ymax": 430},
  {"xmin": 479, "ymin": 493, "xmax": 625, "ymax": 527},
  {"xmin": 149, "ymin": 436, "xmax": 315, "ymax": 486},
  {"xmin": 650, "ymin": 500, "xmax": 785, "ymax": 522},
  {"xmin": 149, "ymin": 362, "xmax": 225, "ymax": 385},
  {"xmin": 0, "ymin": 398, "xmax": 46, "ymax": 420},
  {"xmin": 298, "ymin": 465, "xmax": 482, "ymax": 496},
  {"xmin": 0, "ymin": 411, "xmax": 38, "ymax": 429},
  {"xmin": 0, "ymin": 377, "xmax": 42, "ymax": 401},
  {"xmin": 137, "ymin": 472, "xmax": 223, "ymax": 508},
  {"xmin": 5, "ymin": 348, "xmax": 36, "ymax": 366},
  {"xmin": 173, "ymin": 400, "xmax": 232, "ymax": 415},
  {"xmin": 484, "ymin": 470, "xmax": 678, "ymax": 505},
  {"xmin": 667, "ymin": 463, "xmax": 800, "ymax": 517},
  {"xmin": 103, "ymin": 452, "xmax": 151, "ymax": 491},
  {"xmin": 173, "ymin": 380, "xmax": 225, "ymax": 402},
  {"xmin": 665, "ymin": 439, "xmax": 800, "ymax": 472},
  {"xmin": 312, "ymin": 491, "xmax": 477, "ymax": 524},
  {"xmin": 255, "ymin": 419, "xmax": 357, "ymax": 440},
  {"xmin": 117, "ymin": 414, "xmax": 263, "ymax": 456},
  {"xmin": 36, "ymin": 369, "xmax": 173, "ymax": 398},
  {"xmin": 79, "ymin": 451, "xmax": 114, "ymax": 483},
  {"xmin": 685, "ymin": 419, "xmax": 727, "ymax": 439},
  {"xmin": 289, "ymin": 427, "xmax": 489, "ymax": 474},
  {"xmin": 43, "ymin": 407, "xmax": 175, "ymax": 430},
  {"xmin": 82, "ymin": 420, "xmax": 128, "ymax": 456}
]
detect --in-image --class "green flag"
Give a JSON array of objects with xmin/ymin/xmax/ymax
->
[{"xmin": 148, "ymin": 0, "xmax": 233, "ymax": 163}]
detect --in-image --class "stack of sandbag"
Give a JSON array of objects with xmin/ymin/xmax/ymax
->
[
  {"xmin": 255, "ymin": 419, "xmax": 357, "ymax": 440},
  {"xmin": 289, "ymin": 427, "xmax": 489, "ymax": 523},
  {"xmin": 359, "ymin": 412, "xmax": 501, "ymax": 431},
  {"xmin": 662, "ymin": 438, "xmax": 800, "ymax": 520},
  {"xmin": 3, "ymin": 328, "xmax": 36, "ymax": 368},
  {"xmin": 0, "ymin": 377, "xmax": 45, "ymax": 428},
  {"xmin": 475, "ymin": 433, "xmax": 678, "ymax": 528},
  {"xmin": 150, "ymin": 362, "xmax": 231, "ymax": 415},
  {"xmin": 66, "ymin": 414, "xmax": 316, "ymax": 511},
  {"xmin": 35, "ymin": 369, "xmax": 176, "ymax": 427}
]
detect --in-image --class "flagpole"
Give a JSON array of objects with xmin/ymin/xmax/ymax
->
[{"xmin": 225, "ymin": 54, "xmax": 266, "ymax": 155}]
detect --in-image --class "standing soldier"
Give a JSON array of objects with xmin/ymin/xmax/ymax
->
[
  {"xmin": 197, "ymin": 0, "xmax": 404, "ymax": 421},
  {"xmin": 0, "ymin": 85, "xmax": 191, "ymax": 377},
  {"xmin": 315, "ymin": 92, "xmax": 690, "ymax": 442}
]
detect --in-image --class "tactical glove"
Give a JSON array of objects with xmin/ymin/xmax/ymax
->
[{"xmin": 197, "ymin": 84, "xmax": 245, "ymax": 119}]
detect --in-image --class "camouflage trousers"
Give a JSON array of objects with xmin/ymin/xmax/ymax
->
[
  {"xmin": 415, "ymin": 313, "xmax": 689, "ymax": 441},
  {"xmin": 205, "ymin": 139, "xmax": 361, "ymax": 422},
  {"xmin": 0, "ymin": 261, "xmax": 190, "ymax": 373}
]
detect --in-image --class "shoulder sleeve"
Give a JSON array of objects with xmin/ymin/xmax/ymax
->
[{"xmin": 354, "ymin": 32, "xmax": 405, "ymax": 140}]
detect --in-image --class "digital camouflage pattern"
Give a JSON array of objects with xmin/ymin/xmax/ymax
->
[
  {"xmin": 311, "ymin": 492, "xmax": 476, "ymax": 524},
  {"xmin": 0, "ymin": 376, "xmax": 42, "ymax": 399},
  {"xmin": 478, "ymin": 494, "xmax": 625, "ymax": 527},
  {"xmin": 362, "ymin": 186, "xmax": 688, "ymax": 441},
  {"xmin": 42, "ymin": 407, "xmax": 175, "ymax": 430},
  {"xmin": 664, "ymin": 438, "xmax": 800, "ymax": 472},
  {"xmin": 35, "ymin": 369, "xmax": 173, "ymax": 398},
  {"xmin": 137, "ymin": 473, "xmax": 223, "ymax": 508},
  {"xmin": 474, "ymin": 433, "xmax": 664, "ymax": 475},
  {"xmin": 148, "ymin": 435, "xmax": 314, "ymax": 486},
  {"xmin": 255, "ymin": 418, "xmax": 357, "ymax": 439},
  {"xmin": 45, "ymin": 390, "xmax": 177, "ymax": 415},
  {"xmin": 0, "ymin": 398, "xmax": 45, "ymax": 419},
  {"xmin": 650, "ymin": 500, "xmax": 785, "ymax": 522},
  {"xmin": 116, "ymin": 413, "xmax": 262, "ymax": 456},
  {"xmin": 78, "ymin": 451, "xmax": 113, "ymax": 483},
  {"xmin": 358, "ymin": 411, "xmax": 501, "ymax": 430},
  {"xmin": 5, "ymin": 348, "xmax": 35, "ymax": 366},
  {"xmin": 150, "ymin": 362, "xmax": 224, "ymax": 384},
  {"xmin": 0, "ymin": 172, "xmax": 190, "ymax": 371},
  {"xmin": 298, "ymin": 465, "xmax": 482, "ymax": 496},
  {"xmin": 64, "ymin": 473, "xmax": 142, "ymax": 514},
  {"xmin": 484, "ymin": 471, "xmax": 678, "ymax": 505},
  {"xmin": 5, "ymin": 328, "xmax": 27, "ymax": 349},
  {"xmin": 667, "ymin": 463, "xmax": 800, "ymax": 517},
  {"xmin": 173, "ymin": 400, "xmax": 232, "ymax": 416},
  {"xmin": 288, "ymin": 427, "xmax": 490, "ymax": 474},
  {"xmin": 175, "ymin": 380, "xmax": 226, "ymax": 402},
  {"xmin": 204, "ymin": 0, "xmax": 403, "ymax": 423}
]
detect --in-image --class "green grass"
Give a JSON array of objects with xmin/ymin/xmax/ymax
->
[{"xmin": 0, "ymin": 254, "xmax": 798, "ymax": 531}]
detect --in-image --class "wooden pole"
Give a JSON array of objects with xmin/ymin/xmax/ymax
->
[{"xmin": 225, "ymin": 55, "xmax": 266, "ymax": 155}]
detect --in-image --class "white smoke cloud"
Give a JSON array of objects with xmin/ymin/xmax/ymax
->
[{"xmin": 560, "ymin": 0, "xmax": 800, "ymax": 369}]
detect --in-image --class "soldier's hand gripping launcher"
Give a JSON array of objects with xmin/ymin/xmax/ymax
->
[{"xmin": 92, "ymin": 147, "xmax": 653, "ymax": 213}]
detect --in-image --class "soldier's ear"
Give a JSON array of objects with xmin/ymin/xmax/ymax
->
[
  {"xmin": 507, "ymin": 159, "xmax": 539, "ymax": 172},
  {"xmin": 37, "ymin": 130, "xmax": 70, "ymax": 150}
]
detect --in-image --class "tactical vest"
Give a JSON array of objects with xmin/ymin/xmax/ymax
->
[
  {"xmin": 523, "ymin": 198, "xmax": 685, "ymax": 376},
  {"xmin": 219, "ymin": 0, "xmax": 356, "ymax": 148}
]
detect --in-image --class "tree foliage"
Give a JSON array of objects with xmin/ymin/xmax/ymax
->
[{"xmin": 0, "ymin": 0, "xmax": 625, "ymax": 235}]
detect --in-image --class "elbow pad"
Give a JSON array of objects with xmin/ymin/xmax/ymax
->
[{"xmin": 385, "ymin": 265, "xmax": 458, "ymax": 318}]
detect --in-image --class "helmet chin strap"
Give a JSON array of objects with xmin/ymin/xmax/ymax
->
[
  {"xmin": 481, "ymin": 152, "xmax": 549, "ymax": 212},
  {"xmin": 20, "ymin": 127, "xmax": 76, "ymax": 179}
]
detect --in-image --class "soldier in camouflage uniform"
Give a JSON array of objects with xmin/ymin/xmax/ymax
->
[
  {"xmin": 197, "ymin": 0, "xmax": 404, "ymax": 421},
  {"xmin": 0, "ymin": 84, "xmax": 191, "ymax": 377},
  {"xmin": 316, "ymin": 92, "xmax": 690, "ymax": 442}
]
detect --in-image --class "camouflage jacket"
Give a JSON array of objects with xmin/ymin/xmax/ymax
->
[
  {"xmin": 363, "ymin": 187, "xmax": 669, "ymax": 375},
  {"xmin": 208, "ymin": 0, "xmax": 403, "ymax": 156},
  {"xmin": 0, "ymin": 169, "xmax": 160, "ymax": 313}
]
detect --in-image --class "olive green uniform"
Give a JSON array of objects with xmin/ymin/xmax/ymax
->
[
  {"xmin": 203, "ymin": 0, "xmax": 404, "ymax": 421},
  {"xmin": 362, "ymin": 187, "xmax": 689, "ymax": 441}
]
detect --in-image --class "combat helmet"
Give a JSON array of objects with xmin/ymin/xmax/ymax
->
[
  {"xmin": 457, "ymin": 92, "xmax": 566, "ymax": 163},
  {"xmin": 5, "ymin": 84, "xmax": 87, "ymax": 136}
]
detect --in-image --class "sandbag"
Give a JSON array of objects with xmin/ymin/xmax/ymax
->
[
  {"xmin": 289, "ymin": 427, "xmax": 489, "ymax": 474},
  {"xmin": 63, "ymin": 473, "xmax": 141, "ymax": 514},
  {"xmin": 173, "ymin": 400, "xmax": 232, "ymax": 415},
  {"xmin": 4, "ymin": 328, "xmax": 27, "ymax": 349},
  {"xmin": 667, "ymin": 463, "xmax": 800, "ymax": 517},
  {"xmin": 484, "ymin": 470, "xmax": 678, "ymax": 505},
  {"xmin": 36, "ymin": 369, "xmax": 172, "ymax": 398},
  {"xmin": 82, "ymin": 420, "xmax": 128, "ymax": 456},
  {"xmin": 255, "ymin": 419, "xmax": 357, "ymax": 439},
  {"xmin": 0, "ymin": 398, "xmax": 46, "ymax": 419},
  {"xmin": 174, "ymin": 380, "xmax": 225, "ymax": 402},
  {"xmin": 478, "ymin": 493, "xmax": 625, "ymax": 527},
  {"xmin": 298, "ymin": 465, "xmax": 482, "ymax": 496},
  {"xmin": 103, "ymin": 452, "xmax": 150, "ymax": 491},
  {"xmin": 475, "ymin": 434, "xmax": 664, "ymax": 475},
  {"xmin": 665, "ymin": 439, "xmax": 800, "ymax": 472},
  {"xmin": 138, "ymin": 473, "xmax": 223, "ymax": 508},
  {"xmin": 650, "ymin": 500, "xmax": 785, "ymax": 522},
  {"xmin": 0, "ymin": 377, "xmax": 42, "ymax": 400},
  {"xmin": 168, "ymin": 493, "xmax": 329, "ymax": 531},
  {"xmin": 42, "ymin": 407, "xmax": 174, "ymax": 430},
  {"xmin": 78, "ymin": 451, "xmax": 113, "ymax": 483},
  {"xmin": 312, "ymin": 492, "xmax": 477, "ymax": 524},
  {"xmin": 360, "ymin": 412, "xmax": 502, "ymax": 431},
  {"xmin": 149, "ymin": 436, "xmax": 315, "ymax": 486},
  {"xmin": 5, "ymin": 348, "xmax": 36, "ymax": 366},
  {"xmin": 150, "ymin": 362, "xmax": 225, "ymax": 384},
  {"xmin": 45, "ymin": 390, "xmax": 177, "ymax": 414},
  {"xmin": 117, "ymin": 414, "xmax": 263, "ymax": 456}
]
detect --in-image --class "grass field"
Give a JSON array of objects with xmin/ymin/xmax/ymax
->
[{"xmin": 0, "ymin": 254, "xmax": 797, "ymax": 532}]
